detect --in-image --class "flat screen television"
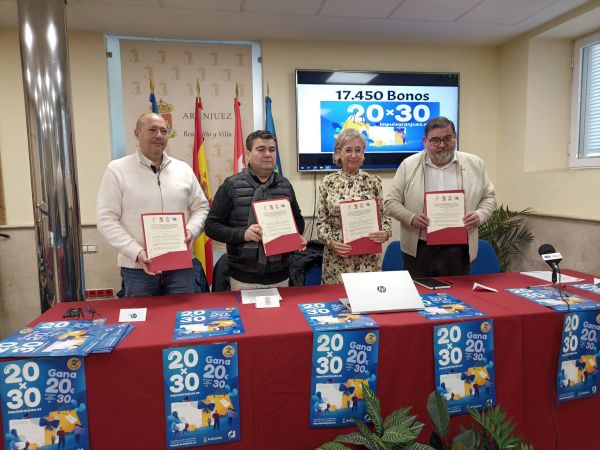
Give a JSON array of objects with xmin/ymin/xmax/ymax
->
[{"xmin": 296, "ymin": 70, "xmax": 460, "ymax": 172}]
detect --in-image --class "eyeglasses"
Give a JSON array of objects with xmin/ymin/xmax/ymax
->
[
  {"xmin": 427, "ymin": 135, "xmax": 455, "ymax": 146},
  {"xmin": 63, "ymin": 306, "xmax": 100, "ymax": 320}
]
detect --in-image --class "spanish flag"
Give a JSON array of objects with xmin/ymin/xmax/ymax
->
[{"xmin": 192, "ymin": 82, "xmax": 213, "ymax": 285}]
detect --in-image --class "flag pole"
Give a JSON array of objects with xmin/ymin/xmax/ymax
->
[{"xmin": 192, "ymin": 79, "xmax": 214, "ymax": 285}]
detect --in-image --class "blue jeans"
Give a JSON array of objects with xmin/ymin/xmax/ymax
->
[{"xmin": 121, "ymin": 267, "xmax": 197, "ymax": 298}]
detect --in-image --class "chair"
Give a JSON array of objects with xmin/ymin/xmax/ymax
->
[
  {"xmin": 211, "ymin": 254, "xmax": 230, "ymax": 292},
  {"xmin": 304, "ymin": 264, "xmax": 322, "ymax": 286},
  {"xmin": 469, "ymin": 239, "xmax": 501, "ymax": 275},
  {"xmin": 192, "ymin": 258, "xmax": 210, "ymax": 293},
  {"xmin": 382, "ymin": 240, "xmax": 404, "ymax": 271}
]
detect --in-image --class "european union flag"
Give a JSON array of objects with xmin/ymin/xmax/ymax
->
[{"xmin": 265, "ymin": 96, "xmax": 283, "ymax": 175}]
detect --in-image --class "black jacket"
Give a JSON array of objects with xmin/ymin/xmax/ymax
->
[{"xmin": 205, "ymin": 168, "xmax": 304, "ymax": 284}]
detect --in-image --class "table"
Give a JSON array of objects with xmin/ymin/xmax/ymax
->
[{"xmin": 2, "ymin": 270, "xmax": 600, "ymax": 449}]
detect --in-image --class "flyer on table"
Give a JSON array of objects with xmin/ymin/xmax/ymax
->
[
  {"xmin": 0, "ymin": 357, "xmax": 89, "ymax": 450},
  {"xmin": 310, "ymin": 329, "xmax": 379, "ymax": 428},
  {"xmin": 571, "ymin": 283, "xmax": 600, "ymax": 297},
  {"xmin": 0, "ymin": 320, "xmax": 108, "ymax": 358},
  {"xmin": 419, "ymin": 293, "xmax": 487, "ymax": 321},
  {"xmin": 298, "ymin": 302, "xmax": 378, "ymax": 331},
  {"xmin": 557, "ymin": 311, "xmax": 600, "ymax": 403},
  {"xmin": 163, "ymin": 343, "xmax": 240, "ymax": 449},
  {"xmin": 173, "ymin": 308, "xmax": 245, "ymax": 341},
  {"xmin": 433, "ymin": 320, "xmax": 496, "ymax": 415},
  {"xmin": 91, "ymin": 323, "xmax": 134, "ymax": 353},
  {"xmin": 507, "ymin": 287, "xmax": 600, "ymax": 312}
]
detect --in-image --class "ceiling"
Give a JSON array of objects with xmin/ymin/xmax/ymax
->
[{"xmin": 0, "ymin": 0, "xmax": 595, "ymax": 45}]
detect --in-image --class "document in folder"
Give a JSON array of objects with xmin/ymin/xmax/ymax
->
[
  {"xmin": 425, "ymin": 190, "xmax": 467, "ymax": 245},
  {"xmin": 141, "ymin": 212, "xmax": 192, "ymax": 272},
  {"xmin": 339, "ymin": 198, "xmax": 382, "ymax": 256},
  {"xmin": 252, "ymin": 198, "xmax": 303, "ymax": 256}
]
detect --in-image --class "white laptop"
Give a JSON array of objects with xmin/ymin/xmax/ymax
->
[{"xmin": 341, "ymin": 271, "xmax": 424, "ymax": 314}]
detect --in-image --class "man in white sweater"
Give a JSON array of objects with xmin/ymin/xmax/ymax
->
[
  {"xmin": 384, "ymin": 116, "xmax": 496, "ymax": 277},
  {"xmin": 97, "ymin": 112, "xmax": 209, "ymax": 297}
]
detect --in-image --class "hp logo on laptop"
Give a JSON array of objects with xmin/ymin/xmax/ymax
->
[{"xmin": 377, "ymin": 285, "xmax": 387, "ymax": 293}]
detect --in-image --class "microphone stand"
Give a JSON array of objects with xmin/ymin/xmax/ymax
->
[
  {"xmin": 552, "ymin": 266, "xmax": 571, "ymax": 312},
  {"xmin": 525, "ymin": 268, "xmax": 568, "ymax": 289}
]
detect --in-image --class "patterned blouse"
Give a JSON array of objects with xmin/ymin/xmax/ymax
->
[{"xmin": 317, "ymin": 170, "xmax": 392, "ymax": 285}]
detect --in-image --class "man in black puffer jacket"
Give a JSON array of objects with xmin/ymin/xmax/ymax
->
[{"xmin": 205, "ymin": 130, "xmax": 305, "ymax": 290}]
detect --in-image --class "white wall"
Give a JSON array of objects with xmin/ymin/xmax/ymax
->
[
  {"xmin": 261, "ymin": 40, "xmax": 499, "ymax": 213},
  {"xmin": 496, "ymin": 6, "xmax": 600, "ymax": 221}
]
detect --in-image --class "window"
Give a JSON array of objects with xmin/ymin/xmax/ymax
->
[{"xmin": 571, "ymin": 31, "xmax": 600, "ymax": 168}]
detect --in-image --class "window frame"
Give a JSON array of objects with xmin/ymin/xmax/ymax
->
[{"xmin": 570, "ymin": 30, "xmax": 600, "ymax": 169}]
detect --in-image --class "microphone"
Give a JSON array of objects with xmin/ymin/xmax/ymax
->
[
  {"xmin": 538, "ymin": 244, "xmax": 562, "ymax": 283},
  {"xmin": 538, "ymin": 244, "xmax": 562, "ymax": 271},
  {"xmin": 150, "ymin": 164, "xmax": 162, "ymax": 186}
]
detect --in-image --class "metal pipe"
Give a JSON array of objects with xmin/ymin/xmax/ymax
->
[{"xmin": 17, "ymin": 0, "xmax": 85, "ymax": 311}]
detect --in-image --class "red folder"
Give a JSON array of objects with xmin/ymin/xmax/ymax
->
[
  {"xmin": 346, "ymin": 237, "xmax": 382, "ymax": 256},
  {"xmin": 252, "ymin": 199, "xmax": 303, "ymax": 257},
  {"xmin": 263, "ymin": 233, "xmax": 303, "ymax": 257},
  {"xmin": 427, "ymin": 227, "xmax": 467, "ymax": 245},
  {"xmin": 425, "ymin": 190, "xmax": 467, "ymax": 245},
  {"xmin": 141, "ymin": 213, "xmax": 193, "ymax": 273},
  {"xmin": 147, "ymin": 248, "xmax": 192, "ymax": 273},
  {"xmin": 340, "ymin": 198, "xmax": 382, "ymax": 256}
]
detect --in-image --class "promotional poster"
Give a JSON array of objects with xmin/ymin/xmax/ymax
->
[
  {"xmin": 557, "ymin": 311, "xmax": 600, "ymax": 402},
  {"xmin": 296, "ymin": 71, "xmax": 459, "ymax": 171},
  {"xmin": 310, "ymin": 329, "xmax": 379, "ymax": 427},
  {"xmin": 433, "ymin": 320, "xmax": 496, "ymax": 415},
  {"xmin": 173, "ymin": 308, "xmax": 245, "ymax": 340},
  {"xmin": 0, "ymin": 357, "xmax": 89, "ymax": 450},
  {"xmin": 571, "ymin": 283, "xmax": 600, "ymax": 297},
  {"xmin": 90, "ymin": 323, "xmax": 134, "ymax": 353},
  {"xmin": 507, "ymin": 287, "xmax": 600, "ymax": 312},
  {"xmin": 319, "ymin": 100, "xmax": 440, "ymax": 153},
  {"xmin": 419, "ymin": 293, "xmax": 487, "ymax": 321},
  {"xmin": 0, "ymin": 320, "xmax": 108, "ymax": 358},
  {"xmin": 163, "ymin": 343, "xmax": 240, "ymax": 448},
  {"xmin": 298, "ymin": 302, "xmax": 378, "ymax": 331}
]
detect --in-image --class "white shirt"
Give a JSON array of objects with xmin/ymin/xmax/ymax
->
[{"xmin": 424, "ymin": 151, "xmax": 459, "ymax": 192}]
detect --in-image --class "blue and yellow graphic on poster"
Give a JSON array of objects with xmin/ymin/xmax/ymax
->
[
  {"xmin": 173, "ymin": 308, "xmax": 245, "ymax": 340},
  {"xmin": 507, "ymin": 287, "xmax": 600, "ymax": 312},
  {"xmin": 433, "ymin": 320, "xmax": 495, "ymax": 415},
  {"xmin": 419, "ymin": 293, "xmax": 487, "ymax": 321},
  {"xmin": 298, "ymin": 302, "xmax": 378, "ymax": 331},
  {"xmin": 0, "ymin": 357, "xmax": 89, "ymax": 450},
  {"xmin": 163, "ymin": 343, "xmax": 240, "ymax": 448},
  {"xmin": 0, "ymin": 320, "xmax": 108, "ymax": 358},
  {"xmin": 557, "ymin": 311, "xmax": 600, "ymax": 402},
  {"xmin": 310, "ymin": 329, "xmax": 379, "ymax": 428},
  {"xmin": 320, "ymin": 101, "xmax": 440, "ymax": 153},
  {"xmin": 90, "ymin": 323, "xmax": 134, "ymax": 353},
  {"xmin": 571, "ymin": 283, "xmax": 600, "ymax": 297}
]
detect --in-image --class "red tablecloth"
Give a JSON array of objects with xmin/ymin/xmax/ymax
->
[{"xmin": 3, "ymin": 271, "xmax": 600, "ymax": 449}]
